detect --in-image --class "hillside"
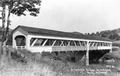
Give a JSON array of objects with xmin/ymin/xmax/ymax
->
[{"xmin": 84, "ymin": 28, "xmax": 120, "ymax": 42}]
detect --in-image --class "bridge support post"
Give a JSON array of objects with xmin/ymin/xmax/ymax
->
[
  {"xmin": 109, "ymin": 43, "xmax": 112, "ymax": 53},
  {"xmin": 86, "ymin": 41, "xmax": 90, "ymax": 66}
]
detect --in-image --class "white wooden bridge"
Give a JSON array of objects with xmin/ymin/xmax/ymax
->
[{"xmin": 12, "ymin": 26, "xmax": 112, "ymax": 65}]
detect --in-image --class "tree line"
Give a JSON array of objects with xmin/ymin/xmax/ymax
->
[{"xmin": 84, "ymin": 30, "xmax": 120, "ymax": 41}]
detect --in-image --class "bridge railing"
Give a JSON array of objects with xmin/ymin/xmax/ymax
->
[
  {"xmin": 52, "ymin": 46, "xmax": 112, "ymax": 51},
  {"xmin": 52, "ymin": 46, "xmax": 87, "ymax": 51},
  {"xmin": 16, "ymin": 45, "xmax": 112, "ymax": 52}
]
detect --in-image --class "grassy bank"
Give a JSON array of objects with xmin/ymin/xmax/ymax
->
[
  {"xmin": 0, "ymin": 47, "xmax": 120, "ymax": 76},
  {"xmin": 0, "ymin": 48, "xmax": 57, "ymax": 76}
]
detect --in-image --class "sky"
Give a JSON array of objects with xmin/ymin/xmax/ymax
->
[{"xmin": 3, "ymin": 0, "xmax": 120, "ymax": 33}]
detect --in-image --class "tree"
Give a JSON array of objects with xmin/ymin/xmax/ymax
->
[{"xmin": 0, "ymin": 0, "xmax": 41, "ymax": 46}]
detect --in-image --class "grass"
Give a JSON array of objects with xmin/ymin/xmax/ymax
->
[
  {"xmin": 0, "ymin": 56, "xmax": 57, "ymax": 76},
  {"xmin": 0, "ymin": 47, "xmax": 120, "ymax": 76},
  {"xmin": 0, "ymin": 48, "xmax": 56, "ymax": 76}
]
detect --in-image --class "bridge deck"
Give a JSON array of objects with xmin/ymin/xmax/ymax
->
[
  {"xmin": 52, "ymin": 46, "xmax": 112, "ymax": 51},
  {"xmin": 15, "ymin": 45, "xmax": 112, "ymax": 53}
]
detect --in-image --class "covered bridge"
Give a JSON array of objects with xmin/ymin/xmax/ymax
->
[{"xmin": 12, "ymin": 25, "xmax": 112, "ymax": 65}]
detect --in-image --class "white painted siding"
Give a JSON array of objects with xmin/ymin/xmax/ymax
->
[
  {"xmin": 12, "ymin": 30, "xmax": 27, "ymax": 49},
  {"xmin": 12, "ymin": 29, "xmax": 112, "ymax": 53},
  {"xmin": 27, "ymin": 46, "xmax": 52, "ymax": 53}
]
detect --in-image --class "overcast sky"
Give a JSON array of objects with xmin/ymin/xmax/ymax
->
[{"xmin": 8, "ymin": 0, "xmax": 120, "ymax": 33}]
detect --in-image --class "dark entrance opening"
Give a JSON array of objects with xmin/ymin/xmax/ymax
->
[{"xmin": 15, "ymin": 35, "xmax": 26, "ymax": 46}]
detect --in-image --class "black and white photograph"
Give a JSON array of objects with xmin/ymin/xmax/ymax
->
[{"xmin": 0, "ymin": 0, "xmax": 120, "ymax": 76}]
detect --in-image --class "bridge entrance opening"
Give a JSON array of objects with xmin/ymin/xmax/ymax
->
[{"xmin": 15, "ymin": 35, "xmax": 26, "ymax": 49}]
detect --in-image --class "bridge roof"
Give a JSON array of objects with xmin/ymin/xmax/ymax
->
[{"xmin": 13, "ymin": 25, "xmax": 111, "ymax": 42}]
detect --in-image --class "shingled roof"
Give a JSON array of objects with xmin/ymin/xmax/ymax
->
[{"xmin": 13, "ymin": 25, "xmax": 111, "ymax": 41}]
